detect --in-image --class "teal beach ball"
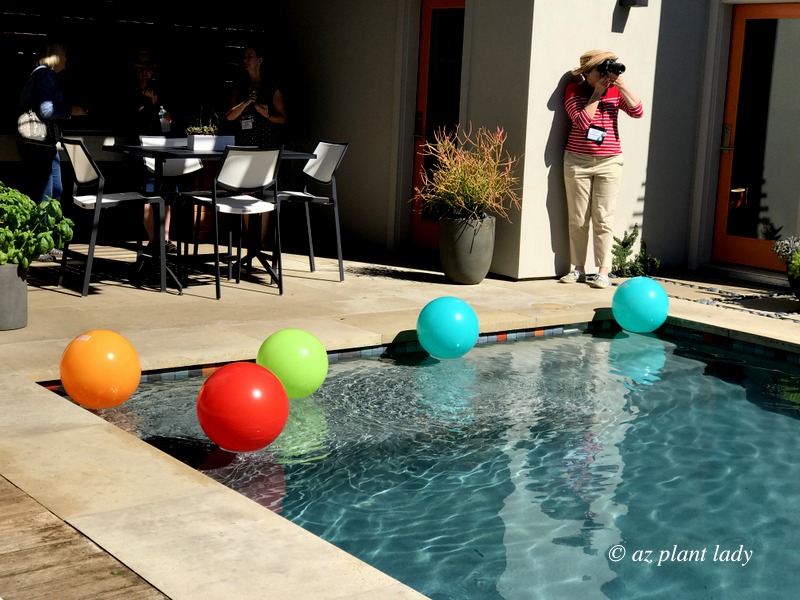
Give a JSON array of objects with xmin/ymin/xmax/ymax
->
[
  {"xmin": 416, "ymin": 296, "xmax": 480, "ymax": 359},
  {"xmin": 611, "ymin": 276, "xmax": 669, "ymax": 334}
]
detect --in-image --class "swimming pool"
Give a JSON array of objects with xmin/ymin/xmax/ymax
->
[{"xmin": 100, "ymin": 328, "xmax": 800, "ymax": 599}]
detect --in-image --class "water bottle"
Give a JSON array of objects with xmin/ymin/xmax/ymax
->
[{"xmin": 158, "ymin": 106, "xmax": 170, "ymax": 133}]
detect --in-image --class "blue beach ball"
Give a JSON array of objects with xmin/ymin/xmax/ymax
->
[
  {"xmin": 416, "ymin": 297, "xmax": 480, "ymax": 359},
  {"xmin": 611, "ymin": 277, "xmax": 669, "ymax": 334}
]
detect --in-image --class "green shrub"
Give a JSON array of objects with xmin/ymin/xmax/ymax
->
[
  {"xmin": 612, "ymin": 224, "xmax": 660, "ymax": 277},
  {"xmin": 0, "ymin": 182, "xmax": 74, "ymax": 271}
]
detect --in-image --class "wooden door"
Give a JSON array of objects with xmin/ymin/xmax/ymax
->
[
  {"xmin": 712, "ymin": 3, "xmax": 800, "ymax": 270},
  {"xmin": 410, "ymin": 0, "xmax": 465, "ymax": 249}
]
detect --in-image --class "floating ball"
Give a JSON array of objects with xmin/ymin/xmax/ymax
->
[
  {"xmin": 196, "ymin": 362, "xmax": 289, "ymax": 452},
  {"xmin": 60, "ymin": 329, "xmax": 141, "ymax": 409},
  {"xmin": 256, "ymin": 329, "xmax": 329, "ymax": 400},
  {"xmin": 416, "ymin": 296, "xmax": 480, "ymax": 359},
  {"xmin": 611, "ymin": 277, "xmax": 669, "ymax": 334}
]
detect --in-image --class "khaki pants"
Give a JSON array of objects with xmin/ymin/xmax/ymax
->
[{"xmin": 563, "ymin": 151, "xmax": 624, "ymax": 269}]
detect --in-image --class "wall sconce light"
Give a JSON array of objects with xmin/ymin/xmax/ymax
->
[{"xmin": 620, "ymin": 0, "xmax": 649, "ymax": 6}]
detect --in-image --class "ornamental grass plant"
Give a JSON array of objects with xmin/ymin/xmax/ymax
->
[{"xmin": 414, "ymin": 124, "xmax": 521, "ymax": 222}]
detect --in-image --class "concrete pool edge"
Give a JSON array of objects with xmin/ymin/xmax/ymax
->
[
  {"xmin": 4, "ymin": 266, "xmax": 800, "ymax": 599},
  {"xmin": 37, "ymin": 317, "xmax": 800, "ymax": 394}
]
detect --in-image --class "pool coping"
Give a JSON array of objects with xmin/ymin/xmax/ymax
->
[{"xmin": 4, "ymin": 264, "xmax": 800, "ymax": 599}]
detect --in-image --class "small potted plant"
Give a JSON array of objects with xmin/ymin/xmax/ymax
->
[
  {"xmin": 0, "ymin": 182, "xmax": 74, "ymax": 329},
  {"xmin": 185, "ymin": 111, "xmax": 235, "ymax": 151},
  {"xmin": 413, "ymin": 124, "xmax": 521, "ymax": 284},
  {"xmin": 771, "ymin": 236, "xmax": 800, "ymax": 300}
]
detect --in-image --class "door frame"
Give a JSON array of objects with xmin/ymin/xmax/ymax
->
[
  {"xmin": 712, "ymin": 2, "xmax": 800, "ymax": 270},
  {"xmin": 410, "ymin": 0, "xmax": 465, "ymax": 249}
]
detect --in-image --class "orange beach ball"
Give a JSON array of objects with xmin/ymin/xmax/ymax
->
[{"xmin": 60, "ymin": 329, "xmax": 142, "ymax": 409}]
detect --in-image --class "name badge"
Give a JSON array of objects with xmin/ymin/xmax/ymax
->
[
  {"xmin": 586, "ymin": 124, "xmax": 606, "ymax": 145},
  {"xmin": 241, "ymin": 115, "xmax": 254, "ymax": 131}
]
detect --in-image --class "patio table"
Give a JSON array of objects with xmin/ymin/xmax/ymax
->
[{"xmin": 102, "ymin": 142, "xmax": 316, "ymax": 292}]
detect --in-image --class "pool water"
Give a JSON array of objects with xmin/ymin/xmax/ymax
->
[{"xmin": 100, "ymin": 330, "xmax": 800, "ymax": 600}]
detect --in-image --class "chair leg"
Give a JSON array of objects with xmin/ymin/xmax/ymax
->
[
  {"xmin": 274, "ymin": 207, "xmax": 283, "ymax": 295},
  {"xmin": 235, "ymin": 216, "xmax": 244, "ymax": 283},
  {"xmin": 193, "ymin": 203, "xmax": 203, "ymax": 257},
  {"xmin": 332, "ymin": 200, "xmax": 344, "ymax": 282},
  {"xmin": 153, "ymin": 199, "xmax": 167, "ymax": 293},
  {"xmin": 82, "ymin": 210, "xmax": 102, "ymax": 297},
  {"xmin": 57, "ymin": 242, "xmax": 69, "ymax": 288},
  {"xmin": 304, "ymin": 203, "xmax": 315, "ymax": 272},
  {"xmin": 212, "ymin": 204, "xmax": 221, "ymax": 300}
]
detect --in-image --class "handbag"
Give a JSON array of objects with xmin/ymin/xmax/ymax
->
[{"xmin": 17, "ymin": 109, "xmax": 49, "ymax": 143}]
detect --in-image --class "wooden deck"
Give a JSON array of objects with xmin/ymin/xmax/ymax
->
[{"xmin": 0, "ymin": 476, "xmax": 167, "ymax": 600}]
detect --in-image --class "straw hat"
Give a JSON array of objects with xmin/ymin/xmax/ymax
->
[
  {"xmin": 571, "ymin": 49, "xmax": 618, "ymax": 76},
  {"xmin": 130, "ymin": 50, "xmax": 157, "ymax": 69}
]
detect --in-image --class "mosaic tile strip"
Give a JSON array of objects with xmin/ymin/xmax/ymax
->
[{"xmin": 38, "ymin": 321, "xmax": 800, "ymax": 391}]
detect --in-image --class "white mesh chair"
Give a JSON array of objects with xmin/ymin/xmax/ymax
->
[
  {"xmin": 180, "ymin": 146, "xmax": 283, "ymax": 299},
  {"xmin": 58, "ymin": 137, "xmax": 170, "ymax": 296},
  {"xmin": 139, "ymin": 135, "xmax": 204, "ymax": 180},
  {"xmin": 276, "ymin": 141, "xmax": 348, "ymax": 281}
]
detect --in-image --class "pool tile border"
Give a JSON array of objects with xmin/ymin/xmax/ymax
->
[{"xmin": 38, "ymin": 320, "xmax": 800, "ymax": 394}]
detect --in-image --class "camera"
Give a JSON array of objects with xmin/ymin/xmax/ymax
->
[{"xmin": 597, "ymin": 59, "xmax": 626, "ymax": 76}]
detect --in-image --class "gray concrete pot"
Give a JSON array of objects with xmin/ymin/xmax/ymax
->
[
  {"xmin": 438, "ymin": 215, "xmax": 496, "ymax": 284},
  {"xmin": 0, "ymin": 263, "xmax": 28, "ymax": 330}
]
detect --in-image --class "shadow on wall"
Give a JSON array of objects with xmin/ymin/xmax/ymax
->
[{"xmin": 543, "ymin": 71, "xmax": 577, "ymax": 274}]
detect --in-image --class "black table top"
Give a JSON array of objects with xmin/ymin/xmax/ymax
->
[{"xmin": 102, "ymin": 143, "xmax": 315, "ymax": 161}]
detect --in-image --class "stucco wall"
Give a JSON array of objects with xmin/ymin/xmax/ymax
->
[
  {"xmin": 277, "ymin": 0, "xmax": 706, "ymax": 279},
  {"xmin": 278, "ymin": 1, "xmax": 415, "ymax": 254},
  {"xmin": 516, "ymin": 0, "xmax": 662, "ymax": 278}
]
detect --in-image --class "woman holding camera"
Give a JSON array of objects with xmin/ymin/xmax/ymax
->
[{"xmin": 559, "ymin": 49, "xmax": 643, "ymax": 289}]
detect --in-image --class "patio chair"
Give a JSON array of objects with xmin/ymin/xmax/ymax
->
[
  {"xmin": 139, "ymin": 135, "xmax": 205, "ymax": 185},
  {"xmin": 58, "ymin": 137, "xmax": 172, "ymax": 296},
  {"xmin": 276, "ymin": 140, "xmax": 348, "ymax": 281},
  {"xmin": 179, "ymin": 146, "xmax": 283, "ymax": 299}
]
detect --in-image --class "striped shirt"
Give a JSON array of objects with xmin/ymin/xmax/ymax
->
[{"xmin": 564, "ymin": 81, "xmax": 644, "ymax": 156}]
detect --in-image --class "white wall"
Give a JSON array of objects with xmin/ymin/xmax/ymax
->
[
  {"xmin": 275, "ymin": 0, "xmax": 712, "ymax": 279},
  {"xmin": 461, "ymin": 0, "xmax": 533, "ymax": 277},
  {"xmin": 515, "ymin": 0, "xmax": 661, "ymax": 278}
]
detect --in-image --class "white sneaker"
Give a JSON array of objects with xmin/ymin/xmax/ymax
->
[
  {"xmin": 559, "ymin": 270, "xmax": 586, "ymax": 284},
  {"xmin": 590, "ymin": 273, "xmax": 610, "ymax": 289}
]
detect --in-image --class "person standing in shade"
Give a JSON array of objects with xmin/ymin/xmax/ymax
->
[
  {"xmin": 122, "ymin": 49, "xmax": 179, "ymax": 253},
  {"xmin": 225, "ymin": 44, "xmax": 288, "ymax": 246},
  {"xmin": 559, "ymin": 49, "xmax": 643, "ymax": 289},
  {"xmin": 225, "ymin": 45, "xmax": 287, "ymax": 148},
  {"xmin": 16, "ymin": 41, "xmax": 87, "ymax": 204},
  {"xmin": 16, "ymin": 41, "xmax": 88, "ymax": 261}
]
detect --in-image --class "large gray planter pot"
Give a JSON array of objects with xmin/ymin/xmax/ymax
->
[
  {"xmin": 439, "ymin": 215, "xmax": 496, "ymax": 284},
  {"xmin": 0, "ymin": 263, "xmax": 27, "ymax": 330}
]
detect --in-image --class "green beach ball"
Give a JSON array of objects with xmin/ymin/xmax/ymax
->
[{"xmin": 256, "ymin": 329, "xmax": 329, "ymax": 400}]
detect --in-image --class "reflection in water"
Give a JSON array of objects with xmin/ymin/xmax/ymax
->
[
  {"xmin": 413, "ymin": 355, "xmax": 477, "ymax": 428},
  {"xmin": 496, "ymin": 335, "xmax": 639, "ymax": 599},
  {"xmin": 100, "ymin": 332, "xmax": 800, "ymax": 599},
  {"xmin": 608, "ymin": 331, "xmax": 667, "ymax": 389},
  {"xmin": 269, "ymin": 396, "xmax": 330, "ymax": 463}
]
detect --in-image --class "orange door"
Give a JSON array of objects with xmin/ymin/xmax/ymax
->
[
  {"xmin": 712, "ymin": 3, "xmax": 800, "ymax": 270},
  {"xmin": 410, "ymin": 0, "xmax": 465, "ymax": 249}
]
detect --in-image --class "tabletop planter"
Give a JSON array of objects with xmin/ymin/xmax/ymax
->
[
  {"xmin": 413, "ymin": 124, "xmax": 521, "ymax": 284},
  {"xmin": 185, "ymin": 117, "xmax": 234, "ymax": 152},
  {"xmin": 186, "ymin": 134, "xmax": 236, "ymax": 152},
  {"xmin": 0, "ymin": 182, "xmax": 73, "ymax": 329}
]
